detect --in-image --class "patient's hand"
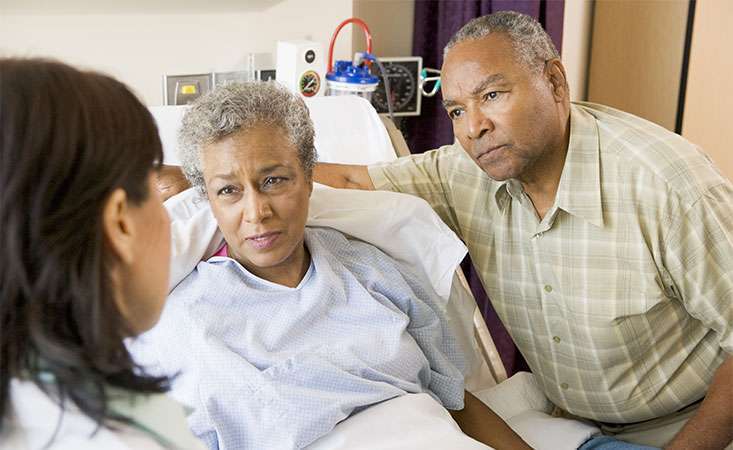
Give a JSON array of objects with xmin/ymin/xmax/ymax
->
[
  {"xmin": 157, "ymin": 165, "xmax": 191, "ymax": 201},
  {"xmin": 451, "ymin": 391, "xmax": 531, "ymax": 449}
]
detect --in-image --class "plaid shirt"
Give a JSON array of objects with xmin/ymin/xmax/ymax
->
[{"xmin": 368, "ymin": 102, "xmax": 733, "ymax": 424}]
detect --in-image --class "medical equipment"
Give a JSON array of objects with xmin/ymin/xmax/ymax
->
[
  {"xmin": 276, "ymin": 40, "xmax": 327, "ymax": 98},
  {"xmin": 323, "ymin": 17, "xmax": 438, "ymax": 119},
  {"xmin": 420, "ymin": 67, "xmax": 442, "ymax": 98},
  {"xmin": 160, "ymin": 17, "xmax": 434, "ymax": 116},
  {"xmin": 325, "ymin": 58, "xmax": 380, "ymax": 101},
  {"xmin": 163, "ymin": 73, "xmax": 212, "ymax": 105},
  {"xmin": 163, "ymin": 53, "xmax": 275, "ymax": 105},
  {"xmin": 371, "ymin": 57, "xmax": 423, "ymax": 117},
  {"xmin": 213, "ymin": 53, "xmax": 275, "ymax": 87},
  {"xmin": 325, "ymin": 18, "xmax": 380, "ymax": 105}
]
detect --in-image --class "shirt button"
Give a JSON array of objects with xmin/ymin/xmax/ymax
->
[
  {"xmin": 561, "ymin": 383, "xmax": 569, "ymax": 390},
  {"xmin": 544, "ymin": 285, "xmax": 553, "ymax": 293},
  {"xmin": 553, "ymin": 336, "xmax": 561, "ymax": 343}
]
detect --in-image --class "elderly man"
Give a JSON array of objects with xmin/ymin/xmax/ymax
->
[{"xmin": 315, "ymin": 11, "xmax": 733, "ymax": 450}]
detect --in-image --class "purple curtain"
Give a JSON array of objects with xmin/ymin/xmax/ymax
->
[{"xmin": 407, "ymin": 0, "xmax": 565, "ymax": 376}]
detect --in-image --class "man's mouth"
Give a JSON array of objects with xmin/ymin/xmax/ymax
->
[{"xmin": 475, "ymin": 144, "xmax": 508, "ymax": 161}]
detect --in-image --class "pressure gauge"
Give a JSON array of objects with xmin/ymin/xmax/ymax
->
[
  {"xmin": 299, "ymin": 70, "xmax": 321, "ymax": 97},
  {"xmin": 371, "ymin": 57, "xmax": 422, "ymax": 117}
]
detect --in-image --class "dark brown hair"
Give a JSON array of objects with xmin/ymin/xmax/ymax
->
[{"xmin": 0, "ymin": 59, "xmax": 167, "ymax": 434}]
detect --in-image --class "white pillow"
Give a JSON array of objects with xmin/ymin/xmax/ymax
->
[
  {"xmin": 148, "ymin": 105, "xmax": 188, "ymax": 166},
  {"xmin": 165, "ymin": 183, "xmax": 467, "ymax": 302},
  {"xmin": 304, "ymin": 95, "xmax": 395, "ymax": 165},
  {"xmin": 149, "ymin": 96, "xmax": 395, "ymax": 167}
]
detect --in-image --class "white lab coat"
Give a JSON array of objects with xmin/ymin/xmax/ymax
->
[{"xmin": 1, "ymin": 379, "xmax": 205, "ymax": 450}]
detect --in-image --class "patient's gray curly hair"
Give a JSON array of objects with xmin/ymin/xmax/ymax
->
[
  {"xmin": 444, "ymin": 11, "xmax": 559, "ymax": 72},
  {"xmin": 178, "ymin": 81, "xmax": 317, "ymax": 195}
]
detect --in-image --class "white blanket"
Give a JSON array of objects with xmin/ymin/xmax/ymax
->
[
  {"xmin": 475, "ymin": 373, "xmax": 600, "ymax": 450},
  {"xmin": 309, "ymin": 372, "xmax": 601, "ymax": 450},
  {"xmin": 307, "ymin": 394, "xmax": 492, "ymax": 450}
]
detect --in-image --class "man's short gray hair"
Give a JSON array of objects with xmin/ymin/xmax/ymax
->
[
  {"xmin": 178, "ymin": 81, "xmax": 317, "ymax": 195},
  {"xmin": 444, "ymin": 11, "xmax": 559, "ymax": 71}
]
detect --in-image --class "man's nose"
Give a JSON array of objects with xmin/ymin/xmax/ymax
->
[
  {"xmin": 466, "ymin": 106, "xmax": 494, "ymax": 141},
  {"xmin": 242, "ymin": 191, "xmax": 273, "ymax": 224}
]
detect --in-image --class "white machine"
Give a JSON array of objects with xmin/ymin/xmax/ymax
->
[{"xmin": 276, "ymin": 40, "xmax": 327, "ymax": 99}]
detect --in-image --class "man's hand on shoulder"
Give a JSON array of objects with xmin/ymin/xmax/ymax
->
[
  {"xmin": 313, "ymin": 162, "xmax": 375, "ymax": 190},
  {"xmin": 157, "ymin": 165, "xmax": 191, "ymax": 201}
]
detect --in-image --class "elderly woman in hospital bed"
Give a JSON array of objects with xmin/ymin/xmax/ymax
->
[{"xmin": 128, "ymin": 82, "xmax": 528, "ymax": 450}]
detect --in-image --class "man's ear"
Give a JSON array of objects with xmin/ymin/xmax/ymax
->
[
  {"xmin": 102, "ymin": 188, "xmax": 135, "ymax": 265},
  {"xmin": 545, "ymin": 58, "xmax": 569, "ymax": 102}
]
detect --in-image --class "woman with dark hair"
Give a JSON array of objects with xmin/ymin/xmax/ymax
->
[{"xmin": 0, "ymin": 59, "xmax": 204, "ymax": 449}]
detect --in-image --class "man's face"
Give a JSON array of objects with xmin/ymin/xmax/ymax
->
[{"xmin": 441, "ymin": 33, "xmax": 565, "ymax": 182}]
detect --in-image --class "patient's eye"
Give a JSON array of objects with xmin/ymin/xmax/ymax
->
[{"xmin": 217, "ymin": 185, "xmax": 237, "ymax": 196}]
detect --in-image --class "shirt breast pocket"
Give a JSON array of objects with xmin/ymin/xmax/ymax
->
[{"xmin": 562, "ymin": 263, "xmax": 672, "ymax": 363}]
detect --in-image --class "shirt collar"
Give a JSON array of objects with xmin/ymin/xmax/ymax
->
[
  {"xmin": 492, "ymin": 104, "xmax": 603, "ymax": 228},
  {"xmin": 555, "ymin": 104, "xmax": 604, "ymax": 228},
  {"xmin": 493, "ymin": 179, "xmax": 519, "ymax": 213}
]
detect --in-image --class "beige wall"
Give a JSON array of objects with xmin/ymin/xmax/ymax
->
[
  {"xmin": 0, "ymin": 0, "xmax": 354, "ymax": 106},
  {"xmin": 352, "ymin": 0, "xmax": 414, "ymax": 57},
  {"xmin": 561, "ymin": 0, "xmax": 594, "ymax": 102},
  {"xmin": 587, "ymin": 0, "xmax": 689, "ymax": 131},
  {"xmin": 681, "ymin": 0, "xmax": 733, "ymax": 180}
]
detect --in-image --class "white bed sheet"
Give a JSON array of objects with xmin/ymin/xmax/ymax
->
[{"xmin": 307, "ymin": 394, "xmax": 492, "ymax": 450}]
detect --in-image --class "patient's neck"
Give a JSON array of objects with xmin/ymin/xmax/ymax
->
[{"xmin": 237, "ymin": 242, "xmax": 311, "ymax": 288}]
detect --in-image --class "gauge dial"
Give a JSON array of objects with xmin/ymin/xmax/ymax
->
[
  {"xmin": 299, "ymin": 70, "xmax": 321, "ymax": 97},
  {"xmin": 372, "ymin": 63, "xmax": 416, "ymax": 113}
]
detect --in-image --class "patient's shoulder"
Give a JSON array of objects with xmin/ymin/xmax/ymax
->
[
  {"xmin": 306, "ymin": 227, "xmax": 395, "ymax": 266},
  {"xmin": 305, "ymin": 227, "xmax": 420, "ymax": 289},
  {"xmin": 160, "ymin": 263, "xmax": 228, "ymax": 323}
]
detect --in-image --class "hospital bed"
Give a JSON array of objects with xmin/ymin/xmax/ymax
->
[
  {"xmin": 150, "ymin": 95, "xmax": 507, "ymax": 392},
  {"xmin": 150, "ymin": 96, "xmax": 600, "ymax": 450}
]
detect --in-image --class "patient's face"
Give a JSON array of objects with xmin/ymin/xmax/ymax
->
[{"xmin": 202, "ymin": 125, "xmax": 313, "ymax": 286}]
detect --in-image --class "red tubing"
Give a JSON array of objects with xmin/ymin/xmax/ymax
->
[{"xmin": 327, "ymin": 17, "xmax": 373, "ymax": 73}]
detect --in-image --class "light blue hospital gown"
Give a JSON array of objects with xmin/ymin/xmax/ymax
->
[{"xmin": 129, "ymin": 227, "xmax": 466, "ymax": 450}]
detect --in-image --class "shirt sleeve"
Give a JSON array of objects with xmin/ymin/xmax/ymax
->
[
  {"xmin": 662, "ymin": 182, "xmax": 733, "ymax": 355},
  {"xmin": 367, "ymin": 145, "xmax": 462, "ymax": 234}
]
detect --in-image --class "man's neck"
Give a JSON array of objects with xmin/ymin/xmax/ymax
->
[{"xmin": 520, "ymin": 119, "xmax": 571, "ymax": 221}]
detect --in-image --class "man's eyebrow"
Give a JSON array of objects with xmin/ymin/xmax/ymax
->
[
  {"xmin": 442, "ymin": 98, "xmax": 459, "ymax": 109},
  {"xmin": 442, "ymin": 73, "xmax": 508, "ymax": 108},
  {"xmin": 470, "ymin": 73, "xmax": 507, "ymax": 97}
]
